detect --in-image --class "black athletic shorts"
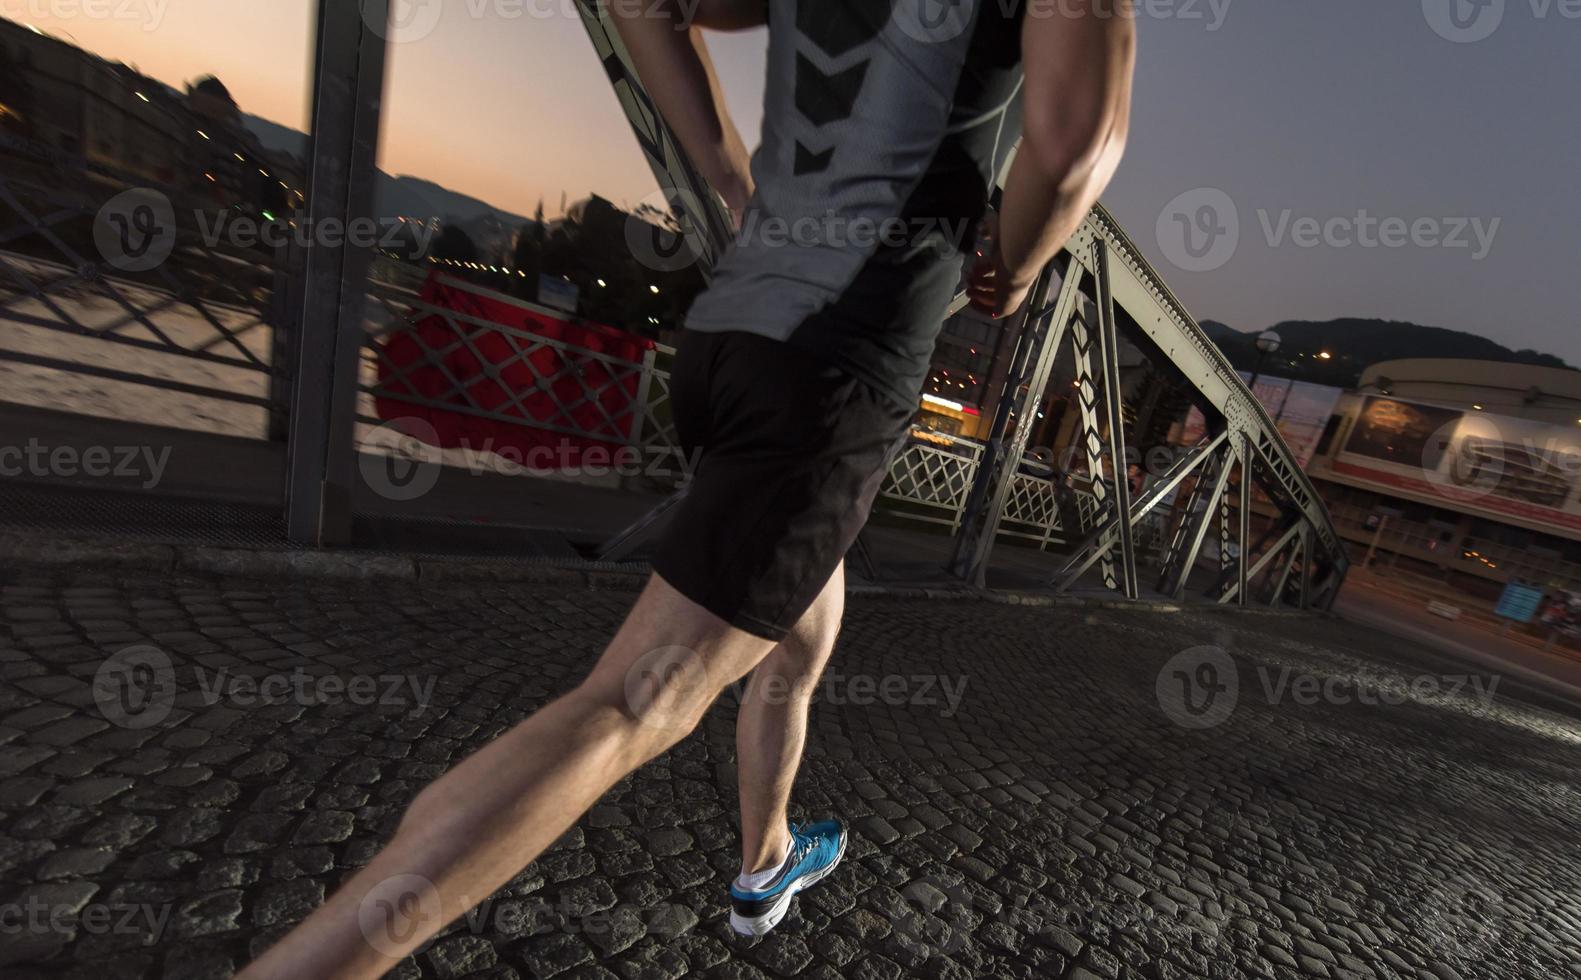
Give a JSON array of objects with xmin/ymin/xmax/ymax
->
[{"xmin": 651, "ymin": 330, "xmax": 914, "ymax": 641}]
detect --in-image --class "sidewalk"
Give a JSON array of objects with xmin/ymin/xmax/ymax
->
[{"xmin": 1, "ymin": 558, "xmax": 1579, "ymax": 979}]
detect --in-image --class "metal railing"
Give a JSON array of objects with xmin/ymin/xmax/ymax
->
[
  {"xmin": 0, "ymin": 166, "xmax": 291, "ymax": 437},
  {"xmin": 360, "ymin": 274, "xmax": 675, "ymax": 458}
]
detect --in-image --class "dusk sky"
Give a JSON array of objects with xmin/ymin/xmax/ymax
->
[{"xmin": 31, "ymin": 0, "xmax": 1580, "ymax": 365}]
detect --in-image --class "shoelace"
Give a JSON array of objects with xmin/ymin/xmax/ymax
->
[{"xmin": 788, "ymin": 824, "xmax": 818, "ymax": 865}]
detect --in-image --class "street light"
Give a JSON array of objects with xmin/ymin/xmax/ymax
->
[{"xmin": 1247, "ymin": 330, "xmax": 1282, "ymax": 389}]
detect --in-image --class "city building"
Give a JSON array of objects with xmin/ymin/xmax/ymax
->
[
  {"xmin": 1302, "ymin": 358, "xmax": 1581, "ymax": 594},
  {"xmin": 0, "ymin": 17, "xmax": 300, "ymax": 215}
]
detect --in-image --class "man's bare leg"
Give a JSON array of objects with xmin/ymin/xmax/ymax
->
[
  {"xmin": 239, "ymin": 575, "xmax": 778, "ymax": 980},
  {"xmin": 736, "ymin": 562, "xmax": 844, "ymax": 875}
]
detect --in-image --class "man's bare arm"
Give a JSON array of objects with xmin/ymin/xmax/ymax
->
[
  {"xmin": 968, "ymin": 2, "xmax": 1136, "ymax": 317},
  {"xmin": 609, "ymin": 0, "xmax": 765, "ymax": 219}
]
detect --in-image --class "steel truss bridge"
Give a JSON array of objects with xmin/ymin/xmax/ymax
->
[
  {"xmin": 574, "ymin": 3, "xmax": 1349, "ymax": 608},
  {"xmin": 0, "ymin": 0, "xmax": 1347, "ymax": 609}
]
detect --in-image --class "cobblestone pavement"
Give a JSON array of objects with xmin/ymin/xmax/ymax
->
[{"xmin": 1, "ymin": 563, "xmax": 1579, "ymax": 980}]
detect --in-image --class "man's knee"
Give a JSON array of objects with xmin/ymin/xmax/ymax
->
[
  {"xmin": 580, "ymin": 646, "xmax": 723, "ymax": 749},
  {"xmin": 783, "ymin": 607, "xmax": 841, "ymax": 673}
]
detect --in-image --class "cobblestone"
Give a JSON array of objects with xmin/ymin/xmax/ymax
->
[{"xmin": 0, "ymin": 564, "xmax": 1577, "ymax": 977}]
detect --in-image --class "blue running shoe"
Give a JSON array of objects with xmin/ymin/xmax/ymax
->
[{"xmin": 729, "ymin": 820, "xmax": 847, "ymax": 936}]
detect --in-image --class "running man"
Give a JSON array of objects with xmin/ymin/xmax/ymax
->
[{"xmin": 243, "ymin": 0, "xmax": 1132, "ymax": 974}]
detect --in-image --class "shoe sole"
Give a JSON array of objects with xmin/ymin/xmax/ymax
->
[{"xmin": 728, "ymin": 831, "xmax": 848, "ymax": 937}]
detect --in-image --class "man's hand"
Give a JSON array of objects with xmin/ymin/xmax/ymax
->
[
  {"xmin": 610, "ymin": 1, "xmax": 760, "ymax": 231},
  {"xmin": 966, "ymin": 244, "xmax": 1035, "ymax": 319}
]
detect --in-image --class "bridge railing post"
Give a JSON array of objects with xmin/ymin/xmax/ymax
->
[{"xmin": 283, "ymin": 0, "xmax": 389, "ymax": 546}]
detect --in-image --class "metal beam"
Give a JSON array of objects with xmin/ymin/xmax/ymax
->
[
  {"xmin": 1080, "ymin": 206, "xmax": 1349, "ymax": 582},
  {"xmin": 1222, "ymin": 520, "xmax": 1303, "ymax": 606},
  {"xmin": 1093, "ymin": 239, "xmax": 1138, "ymax": 598},
  {"xmin": 1053, "ymin": 431, "xmax": 1227, "ymax": 593},
  {"xmin": 285, "ymin": 0, "xmax": 389, "ymax": 545},
  {"xmin": 948, "ymin": 261, "xmax": 1072, "ymax": 587},
  {"xmin": 573, "ymin": 0, "xmax": 733, "ymax": 273},
  {"xmin": 1298, "ymin": 525, "xmax": 1314, "ymax": 610},
  {"xmin": 1170, "ymin": 444, "xmax": 1237, "ymax": 601},
  {"xmin": 1156, "ymin": 434, "xmax": 1220, "ymax": 593},
  {"xmin": 1269, "ymin": 534, "xmax": 1299, "ymax": 608},
  {"xmin": 1237, "ymin": 435, "xmax": 1253, "ymax": 607}
]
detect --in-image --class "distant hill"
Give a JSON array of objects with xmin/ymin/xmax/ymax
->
[
  {"xmin": 242, "ymin": 114, "xmax": 531, "ymax": 230},
  {"xmin": 1199, "ymin": 318, "xmax": 1572, "ymax": 388},
  {"xmin": 243, "ymin": 113, "xmax": 307, "ymax": 159}
]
